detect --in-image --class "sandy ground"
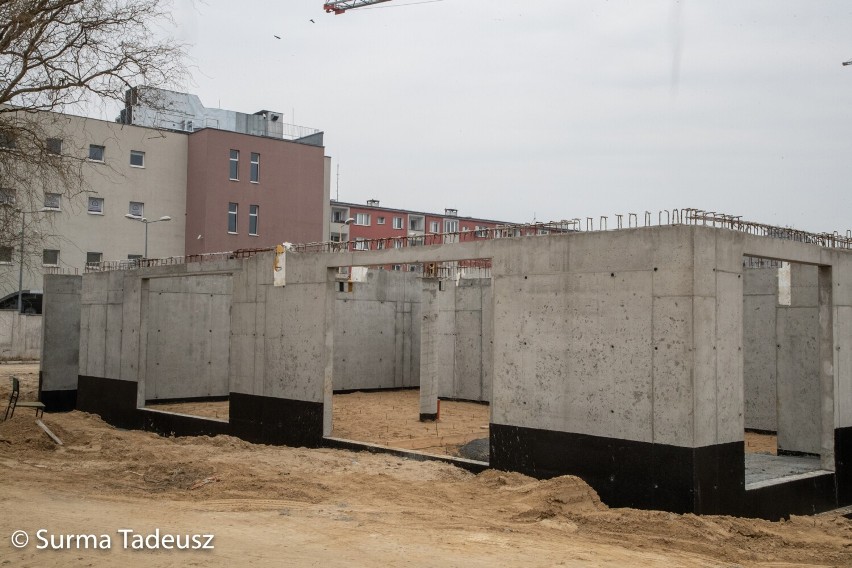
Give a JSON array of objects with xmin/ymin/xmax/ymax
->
[
  {"xmin": 2, "ymin": 363, "xmax": 851, "ymax": 567},
  {"xmin": 152, "ymin": 391, "xmax": 773, "ymax": 460},
  {"xmin": 150, "ymin": 390, "xmax": 490, "ymax": 457}
]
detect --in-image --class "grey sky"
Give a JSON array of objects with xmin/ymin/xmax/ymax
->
[{"xmin": 161, "ymin": 0, "xmax": 852, "ymax": 233}]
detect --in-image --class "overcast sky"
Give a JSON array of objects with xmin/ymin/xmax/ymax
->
[{"xmin": 154, "ymin": 0, "xmax": 852, "ymax": 233}]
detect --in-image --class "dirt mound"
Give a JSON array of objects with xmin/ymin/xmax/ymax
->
[
  {"xmin": 0, "ymin": 415, "xmax": 76, "ymax": 453},
  {"xmin": 512, "ymin": 475, "xmax": 607, "ymax": 519}
]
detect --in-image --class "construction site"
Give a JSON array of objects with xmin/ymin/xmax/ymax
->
[{"xmin": 0, "ymin": 210, "xmax": 850, "ymax": 566}]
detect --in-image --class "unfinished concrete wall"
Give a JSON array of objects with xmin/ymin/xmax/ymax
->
[
  {"xmin": 743, "ymin": 267, "xmax": 778, "ymax": 432},
  {"xmin": 144, "ymin": 274, "xmax": 233, "ymax": 400},
  {"xmin": 420, "ymin": 277, "xmax": 491, "ymax": 403},
  {"xmin": 229, "ymin": 251, "xmax": 332, "ymax": 445},
  {"xmin": 0, "ymin": 311, "xmax": 41, "ymax": 360},
  {"xmin": 39, "ymin": 275, "xmax": 81, "ymax": 410},
  {"xmin": 333, "ymin": 270, "xmax": 420, "ymax": 391},
  {"xmin": 776, "ymin": 264, "xmax": 821, "ymax": 454}
]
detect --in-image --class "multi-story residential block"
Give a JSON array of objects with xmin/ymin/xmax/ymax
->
[
  {"xmin": 0, "ymin": 89, "xmax": 329, "ymax": 308},
  {"xmin": 329, "ymin": 200, "xmax": 507, "ymax": 271}
]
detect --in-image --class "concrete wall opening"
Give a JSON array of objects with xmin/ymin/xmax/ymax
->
[
  {"xmin": 139, "ymin": 274, "xmax": 232, "ymax": 424},
  {"xmin": 742, "ymin": 256, "xmax": 833, "ymax": 490},
  {"xmin": 325, "ymin": 260, "xmax": 492, "ymax": 463}
]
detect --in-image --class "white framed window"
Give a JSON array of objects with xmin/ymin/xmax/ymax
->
[
  {"xmin": 444, "ymin": 219, "xmax": 459, "ymax": 233},
  {"xmin": 43, "ymin": 249, "xmax": 59, "ymax": 266},
  {"xmin": 88, "ymin": 197, "xmax": 104, "ymax": 214},
  {"xmin": 392, "ymin": 264, "xmax": 401, "ymax": 271},
  {"xmin": 249, "ymin": 204, "xmax": 259, "ymax": 235},
  {"xmin": 129, "ymin": 201, "xmax": 144, "ymax": 217},
  {"xmin": 377, "ymin": 216, "xmax": 386, "ymax": 225},
  {"xmin": 333, "ymin": 210, "xmax": 345, "ymax": 223},
  {"xmin": 44, "ymin": 192, "xmax": 61, "ymax": 210},
  {"xmin": 392, "ymin": 217, "xmax": 403, "ymax": 229},
  {"xmin": 86, "ymin": 252, "xmax": 103, "ymax": 267},
  {"xmin": 250, "ymin": 152, "xmax": 260, "ymax": 183},
  {"xmin": 355, "ymin": 213, "xmax": 370, "ymax": 226},
  {"xmin": 46, "ymin": 138, "xmax": 62, "ymax": 155},
  {"xmin": 228, "ymin": 202, "xmax": 238, "ymax": 233},
  {"xmin": 88, "ymin": 144, "xmax": 105, "ymax": 162},
  {"xmin": 394, "ymin": 239, "xmax": 403, "ymax": 249},
  {"xmin": 130, "ymin": 150, "xmax": 145, "ymax": 167},
  {"xmin": 0, "ymin": 246, "xmax": 12, "ymax": 264},
  {"xmin": 475, "ymin": 225, "xmax": 488, "ymax": 237},
  {"xmin": 376, "ymin": 240, "xmax": 385, "ymax": 250},
  {"xmin": 229, "ymin": 149, "xmax": 239, "ymax": 180},
  {"xmin": 430, "ymin": 221, "xmax": 439, "ymax": 233},
  {"xmin": 354, "ymin": 238, "xmax": 368, "ymax": 251}
]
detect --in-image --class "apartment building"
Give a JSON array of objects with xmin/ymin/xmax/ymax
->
[
  {"xmin": 0, "ymin": 89, "xmax": 329, "ymax": 306},
  {"xmin": 328, "ymin": 200, "xmax": 507, "ymax": 271}
]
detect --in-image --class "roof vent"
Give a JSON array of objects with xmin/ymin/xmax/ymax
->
[{"xmin": 367, "ymin": 199, "xmax": 380, "ymax": 206}]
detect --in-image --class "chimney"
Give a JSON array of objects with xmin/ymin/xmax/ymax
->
[
  {"xmin": 444, "ymin": 208, "xmax": 458, "ymax": 217},
  {"xmin": 367, "ymin": 199, "xmax": 380, "ymax": 206}
]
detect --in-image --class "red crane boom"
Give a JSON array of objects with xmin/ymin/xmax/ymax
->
[{"xmin": 324, "ymin": 0, "xmax": 393, "ymax": 14}]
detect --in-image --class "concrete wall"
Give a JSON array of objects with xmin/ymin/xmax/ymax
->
[
  {"xmin": 0, "ymin": 311, "xmax": 41, "ymax": 360},
  {"xmin": 743, "ymin": 267, "xmax": 778, "ymax": 432},
  {"xmin": 486, "ymin": 226, "xmax": 728, "ymax": 447},
  {"xmin": 333, "ymin": 270, "xmax": 420, "ymax": 391},
  {"xmin": 144, "ymin": 274, "xmax": 233, "ymax": 400},
  {"xmin": 420, "ymin": 277, "xmax": 492, "ymax": 404},
  {"xmin": 39, "ymin": 275, "xmax": 81, "ymax": 409},
  {"xmin": 776, "ymin": 264, "xmax": 821, "ymax": 454}
]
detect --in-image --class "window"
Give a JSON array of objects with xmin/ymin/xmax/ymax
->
[
  {"xmin": 250, "ymin": 153, "xmax": 260, "ymax": 182},
  {"xmin": 86, "ymin": 252, "xmax": 102, "ymax": 266},
  {"xmin": 88, "ymin": 144, "xmax": 105, "ymax": 162},
  {"xmin": 0, "ymin": 246, "xmax": 12, "ymax": 264},
  {"xmin": 130, "ymin": 150, "xmax": 145, "ymax": 167},
  {"xmin": 376, "ymin": 240, "xmax": 385, "ymax": 250},
  {"xmin": 249, "ymin": 205, "xmax": 259, "ymax": 235},
  {"xmin": 409, "ymin": 216, "xmax": 424, "ymax": 231},
  {"xmin": 377, "ymin": 216, "xmax": 386, "ymax": 225},
  {"xmin": 229, "ymin": 149, "xmax": 239, "ymax": 180},
  {"xmin": 0, "ymin": 188, "xmax": 15, "ymax": 206},
  {"xmin": 129, "ymin": 201, "xmax": 144, "ymax": 217},
  {"xmin": 475, "ymin": 225, "xmax": 488, "ymax": 238},
  {"xmin": 445, "ymin": 219, "xmax": 459, "ymax": 233},
  {"xmin": 228, "ymin": 202, "xmax": 238, "ymax": 233},
  {"xmin": 333, "ymin": 210, "xmax": 344, "ymax": 223},
  {"xmin": 128, "ymin": 254, "xmax": 143, "ymax": 260},
  {"xmin": 330, "ymin": 235, "xmax": 341, "ymax": 243},
  {"xmin": 392, "ymin": 264, "xmax": 401, "ymax": 271},
  {"xmin": 46, "ymin": 138, "xmax": 62, "ymax": 155},
  {"xmin": 394, "ymin": 239, "xmax": 403, "ymax": 249},
  {"xmin": 355, "ymin": 213, "xmax": 370, "ymax": 226},
  {"xmin": 354, "ymin": 238, "xmax": 368, "ymax": 251},
  {"xmin": 392, "ymin": 217, "xmax": 403, "ymax": 229},
  {"xmin": 43, "ymin": 249, "xmax": 59, "ymax": 266},
  {"xmin": 44, "ymin": 193, "xmax": 61, "ymax": 210},
  {"xmin": 430, "ymin": 221, "xmax": 439, "ymax": 233},
  {"xmin": 88, "ymin": 197, "xmax": 104, "ymax": 214}
]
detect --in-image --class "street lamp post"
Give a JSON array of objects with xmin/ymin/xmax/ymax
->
[
  {"xmin": 124, "ymin": 214, "xmax": 172, "ymax": 258},
  {"xmin": 17, "ymin": 210, "xmax": 24, "ymax": 313}
]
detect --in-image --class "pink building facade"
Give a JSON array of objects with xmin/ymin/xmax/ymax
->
[{"xmin": 186, "ymin": 129, "xmax": 328, "ymax": 255}]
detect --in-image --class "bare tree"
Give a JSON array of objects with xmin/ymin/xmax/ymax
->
[{"xmin": 0, "ymin": 0, "xmax": 186, "ymax": 300}]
